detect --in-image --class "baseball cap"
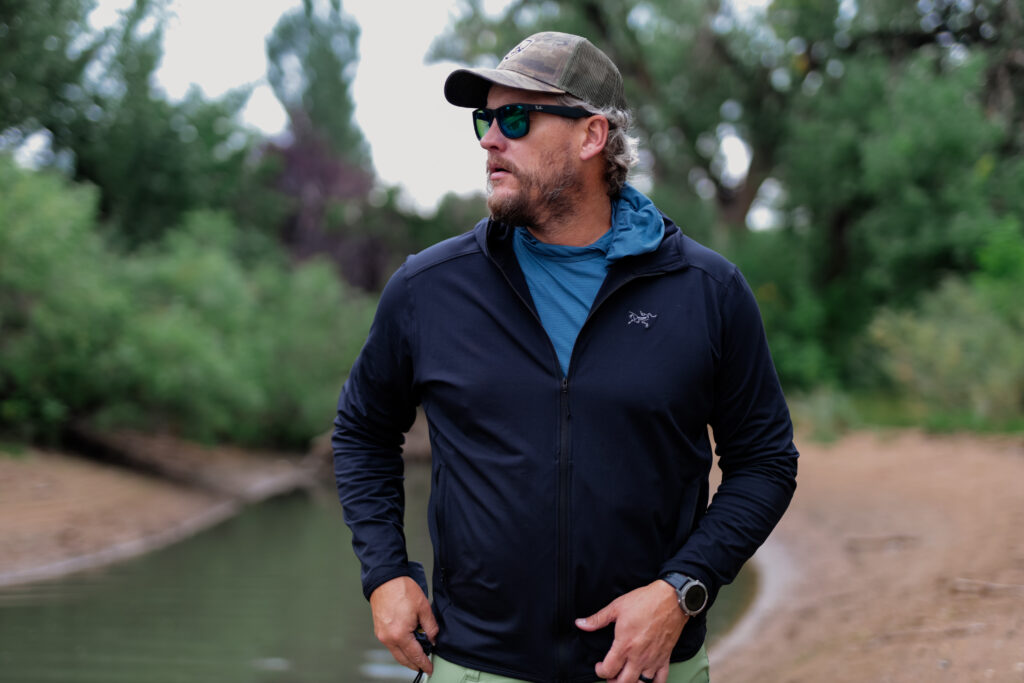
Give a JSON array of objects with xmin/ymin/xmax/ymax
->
[{"xmin": 444, "ymin": 31, "xmax": 627, "ymax": 111}]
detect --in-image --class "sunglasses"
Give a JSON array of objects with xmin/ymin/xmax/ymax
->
[{"xmin": 472, "ymin": 103, "xmax": 593, "ymax": 140}]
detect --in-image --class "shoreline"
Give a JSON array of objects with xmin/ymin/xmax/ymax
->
[
  {"xmin": 708, "ymin": 532, "xmax": 797, "ymax": 667},
  {"xmin": 0, "ymin": 496, "xmax": 238, "ymax": 588},
  {"xmin": 0, "ymin": 438, "xmax": 316, "ymax": 590}
]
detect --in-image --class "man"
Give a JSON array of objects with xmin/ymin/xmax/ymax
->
[{"xmin": 333, "ymin": 31, "xmax": 798, "ymax": 683}]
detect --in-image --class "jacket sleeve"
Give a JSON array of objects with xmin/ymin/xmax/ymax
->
[
  {"xmin": 333, "ymin": 263, "xmax": 420, "ymax": 600},
  {"xmin": 661, "ymin": 268, "xmax": 798, "ymax": 605}
]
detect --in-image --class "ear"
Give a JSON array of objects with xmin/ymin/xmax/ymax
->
[{"xmin": 578, "ymin": 115, "xmax": 609, "ymax": 162}]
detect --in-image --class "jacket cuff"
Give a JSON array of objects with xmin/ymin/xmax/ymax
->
[{"xmin": 362, "ymin": 565, "xmax": 414, "ymax": 601}]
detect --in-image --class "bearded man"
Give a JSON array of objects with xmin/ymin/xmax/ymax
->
[{"xmin": 333, "ymin": 31, "xmax": 798, "ymax": 683}]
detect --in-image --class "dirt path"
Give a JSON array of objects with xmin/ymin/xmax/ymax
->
[
  {"xmin": 2, "ymin": 430, "xmax": 1023, "ymax": 680},
  {"xmin": 711, "ymin": 430, "xmax": 1024, "ymax": 682}
]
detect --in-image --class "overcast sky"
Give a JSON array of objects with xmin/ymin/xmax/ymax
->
[{"xmin": 90, "ymin": 0, "xmax": 513, "ymax": 212}]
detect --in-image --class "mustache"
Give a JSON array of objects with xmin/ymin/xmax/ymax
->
[{"xmin": 486, "ymin": 157, "xmax": 519, "ymax": 176}]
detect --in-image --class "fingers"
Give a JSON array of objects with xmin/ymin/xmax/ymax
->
[
  {"xmin": 402, "ymin": 632, "xmax": 435, "ymax": 674},
  {"xmin": 593, "ymin": 642, "xmax": 626, "ymax": 680},
  {"xmin": 583, "ymin": 598, "xmax": 632, "ymax": 679},
  {"xmin": 601, "ymin": 661, "xmax": 648, "ymax": 682},
  {"xmin": 418, "ymin": 599, "xmax": 440, "ymax": 642},
  {"xmin": 600, "ymin": 664, "xmax": 667, "ymax": 683},
  {"xmin": 382, "ymin": 631, "xmax": 433, "ymax": 674},
  {"xmin": 369, "ymin": 576, "xmax": 437, "ymax": 673},
  {"xmin": 586, "ymin": 581, "xmax": 685, "ymax": 681},
  {"xmin": 575, "ymin": 601, "xmax": 617, "ymax": 632}
]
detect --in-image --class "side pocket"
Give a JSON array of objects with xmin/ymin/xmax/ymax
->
[{"xmin": 433, "ymin": 462, "xmax": 449, "ymax": 588}]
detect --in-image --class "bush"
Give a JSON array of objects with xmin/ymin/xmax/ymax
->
[
  {"xmin": 787, "ymin": 386, "xmax": 861, "ymax": 442},
  {"xmin": 868, "ymin": 219, "xmax": 1024, "ymax": 427},
  {"xmin": 241, "ymin": 256, "xmax": 376, "ymax": 446},
  {"xmin": 0, "ymin": 157, "xmax": 132, "ymax": 437},
  {"xmin": 97, "ymin": 211, "xmax": 377, "ymax": 445},
  {"xmin": 870, "ymin": 278, "xmax": 1024, "ymax": 424},
  {"xmin": 0, "ymin": 157, "xmax": 375, "ymax": 447}
]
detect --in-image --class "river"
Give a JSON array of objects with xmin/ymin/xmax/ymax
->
[{"xmin": 0, "ymin": 462, "xmax": 755, "ymax": 682}]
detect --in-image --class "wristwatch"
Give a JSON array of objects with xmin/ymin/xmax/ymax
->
[{"xmin": 660, "ymin": 572, "xmax": 709, "ymax": 617}]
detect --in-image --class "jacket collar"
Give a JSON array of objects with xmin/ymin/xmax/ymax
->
[
  {"xmin": 475, "ymin": 212, "xmax": 689, "ymax": 318},
  {"xmin": 480, "ymin": 219, "xmax": 534, "ymax": 308},
  {"xmin": 476, "ymin": 212, "xmax": 689, "ymax": 277}
]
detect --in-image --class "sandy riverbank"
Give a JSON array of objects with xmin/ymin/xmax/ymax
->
[
  {"xmin": 711, "ymin": 430, "xmax": 1024, "ymax": 682},
  {"xmin": 2, "ymin": 430, "xmax": 1023, "ymax": 681},
  {"xmin": 0, "ymin": 433, "xmax": 315, "ymax": 587}
]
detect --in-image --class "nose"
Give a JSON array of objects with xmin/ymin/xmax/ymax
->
[{"xmin": 478, "ymin": 118, "xmax": 506, "ymax": 151}]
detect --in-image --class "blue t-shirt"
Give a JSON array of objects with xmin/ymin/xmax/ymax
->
[{"xmin": 513, "ymin": 184, "xmax": 664, "ymax": 375}]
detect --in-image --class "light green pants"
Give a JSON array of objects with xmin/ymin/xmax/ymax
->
[{"xmin": 428, "ymin": 645, "xmax": 709, "ymax": 682}]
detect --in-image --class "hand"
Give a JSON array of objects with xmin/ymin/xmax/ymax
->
[
  {"xmin": 575, "ymin": 580, "xmax": 687, "ymax": 683},
  {"xmin": 369, "ymin": 576, "xmax": 439, "ymax": 674}
]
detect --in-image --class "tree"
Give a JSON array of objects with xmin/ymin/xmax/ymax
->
[
  {"xmin": 0, "ymin": 0, "xmax": 106, "ymax": 137},
  {"xmin": 263, "ymin": 0, "xmax": 396, "ymax": 290},
  {"xmin": 428, "ymin": 0, "xmax": 783, "ymax": 233},
  {"xmin": 765, "ymin": 0, "xmax": 1021, "ymax": 379},
  {"xmin": 431, "ymin": 0, "xmax": 1024, "ymax": 390},
  {"xmin": 266, "ymin": 0, "xmax": 369, "ymax": 166},
  {"xmin": 47, "ymin": 0, "xmax": 258, "ymax": 245},
  {"xmin": 0, "ymin": 0, "xmax": 261, "ymax": 246}
]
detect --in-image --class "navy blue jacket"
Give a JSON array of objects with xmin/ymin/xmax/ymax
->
[{"xmin": 333, "ymin": 214, "xmax": 798, "ymax": 682}]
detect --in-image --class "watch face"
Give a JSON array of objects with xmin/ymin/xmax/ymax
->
[{"xmin": 683, "ymin": 583, "xmax": 708, "ymax": 613}]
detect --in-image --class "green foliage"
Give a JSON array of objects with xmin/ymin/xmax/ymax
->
[
  {"xmin": 5, "ymin": 0, "xmax": 1022, "ymax": 441},
  {"xmin": 647, "ymin": 185, "xmax": 716, "ymax": 248},
  {"xmin": 870, "ymin": 278, "xmax": 1024, "ymax": 426},
  {"xmin": 7, "ymin": 0, "xmax": 259, "ymax": 247},
  {"xmin": 869, "ymin": 218, "xmax": 1024, "ymax": 427},
  {"xmin": 433, "ymin": 0, "xmax": 1024, "ymax": 428},
  {"xmin": 0, "ymin": 0, "xmax": 105, "ymax": 134},
  {"xmin": 725, "ymin": 229, "xmax": 833, "ymax": 390},
  {"xmin": 266, "ymin": 0, "xmax": 369, "ymax": 166},
  {"xmin": 0, "ymin": 155, "xmax": 128, "ymax": 435},
  {"xmin": 402, "ymin": 190, "xmax": 489, "ymax": 253},
  {"xmin": 428, "ymin": 0, "xmax": 755, "ymax": 215},
  {"xmin": 260, "ymin": 0, "xmax": 400, "ymax": 291},
  {"xmin": 0, "ymin": 157, "xmax": 374, "ymax": 447},
  {"xmin": 773, "ymin": 51, "xmax": 1009, "ymax": 376},
  {"xmin": 974, "ymin": 215, "xmax": 1024, "ymax": 319},
  {"xmin": 787, "ymin": 386, "xmax": 862, "ymax": 442},
  {"xmin": 245, "ymin": 258, "xmax": 376, "ymax": 445}
]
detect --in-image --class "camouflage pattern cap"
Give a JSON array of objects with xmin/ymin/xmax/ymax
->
[{"xmin": 444, "ymin": 31, "xmax": 627, "ymax": 111}]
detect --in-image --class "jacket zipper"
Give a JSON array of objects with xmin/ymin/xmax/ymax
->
[
  {"xmin": 553, "ymin": 271, "xmax": 667, "ymax": 680},
  {"xmin": 487, "ymin": 234, "xmax": 670, "ymax": 680},
  {"xmin": 556, "ymin": 374, "xmax": 571, "ymax": 681}
]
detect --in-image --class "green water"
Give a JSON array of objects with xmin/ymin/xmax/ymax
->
[{"xmin": 0, "ymin": 462, "xmax": 754, "ymax": 682}]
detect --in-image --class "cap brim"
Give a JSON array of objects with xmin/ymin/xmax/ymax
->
[{"xmin": 444, "ymin": 68, "xmax": 565, "ymax": 108}]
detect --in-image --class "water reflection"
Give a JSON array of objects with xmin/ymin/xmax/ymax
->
[{"xmin": 0, "ymin": 462, "xmax": 752, "ymax": 682}]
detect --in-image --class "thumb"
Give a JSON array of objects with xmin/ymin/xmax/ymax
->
[{"xmin": 575, "ymin": 603, "xmax": 617, "ymax": 632}]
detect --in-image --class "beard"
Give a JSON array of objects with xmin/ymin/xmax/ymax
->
[{"xmin": 486, "ymin": 147, "xmax": 584, "ymax": 229}]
